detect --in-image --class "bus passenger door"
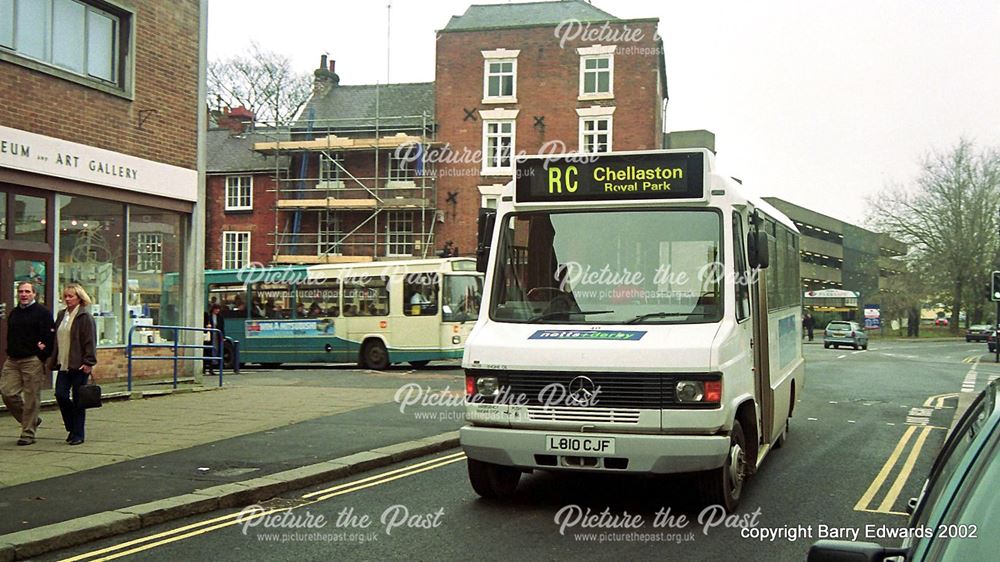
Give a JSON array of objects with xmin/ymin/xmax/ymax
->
[
  {"xmin": 401, "ymin": 273, "xmax": 442, "ymax": 361},
  {"xmin": 747, "ymin": 214, "xmax": 774, "ymax": 449}
]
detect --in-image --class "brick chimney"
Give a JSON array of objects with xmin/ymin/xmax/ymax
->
[
  {"xmin": 216, "ymin": 106, "xmax": 255, "ymax": 134},
  {"xmin": 313, "ymin": 54, "xmax": 340, "ymax": 98}
]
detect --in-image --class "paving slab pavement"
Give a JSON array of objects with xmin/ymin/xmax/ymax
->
[{"xmin": 0, "ymin": 376, "xmax": 464, "ymax": 560}]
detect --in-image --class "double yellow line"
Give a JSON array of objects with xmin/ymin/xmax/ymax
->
[
  {"xmin": 854, "ymin": 393, "xmax": 954, "ymax": 516},
  {"xmin": 60, "ymin": 452, "xmax": 467, "ymax": 562}
]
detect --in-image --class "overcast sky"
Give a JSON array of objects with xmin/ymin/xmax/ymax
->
[{"xmin": 208, "ymin": 0, "xmax": 1000, "ymax": 226}]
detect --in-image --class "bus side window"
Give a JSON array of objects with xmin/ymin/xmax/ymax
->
[
  {"xmin": 253, "ymin": 283, "xmax": 291, "ymax": 319},
  {"xmin": 296, "ymin": 281, "xmax": 340, "ymax": 318},
  {"xmin": 209, "ymin": 283, "xmax": 248, "ymax": 319},
  {"xmin": 404, "ymin": 273, "xmax": 439, "ymax": 316},
  {"xmin": 344, "ymin": 276, "xmax": 389, "ymax": 317},
  {"xmin": 733, "ymin": 213, "xmax": 750, "ymax": 321}
]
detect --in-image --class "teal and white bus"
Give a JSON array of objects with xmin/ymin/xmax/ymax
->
[
  {"xmin": 461, "ymin": 149, "xmax": 803, "ymax": 511},
  {"xmin": 205, "ymin": 257, "xmax": 482, "ymax": 369}
]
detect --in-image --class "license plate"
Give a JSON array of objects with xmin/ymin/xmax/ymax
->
[{"xmin": 545, "ymin": 435, "xmax": 615, "ymax": 455}]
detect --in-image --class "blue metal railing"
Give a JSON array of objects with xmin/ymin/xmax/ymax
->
[{"xmin": 126, "ymin": 325, "xmax": 240, "ymax": 391}]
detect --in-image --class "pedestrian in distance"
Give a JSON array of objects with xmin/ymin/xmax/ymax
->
[
  {"xmin": 1, "ymin": 281, "xmax": 55, "ymax": 446},
  {"xmin": 47, "ymin": 283, "xmax": 97, "ymax": 446},
  {"xmin": 204, "ymin": 303, "xmax": 225, "ymax": 375},
  {"xmin": 803, "ymin": 312, "xmax": 816, "ymax": 342}
]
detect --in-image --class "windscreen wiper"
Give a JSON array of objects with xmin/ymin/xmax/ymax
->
[
  {"xmin": 527, "ymin": 310, "xmax": 614, "ymax": 323},
  {"xmin": 625, "ymin": 311, "xmax": 709, "ymax": 324}
]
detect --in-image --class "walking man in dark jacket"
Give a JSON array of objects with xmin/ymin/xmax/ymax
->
[{"xmin": 1, "ymin": 282, "xmax": 55, "ymax": 445}]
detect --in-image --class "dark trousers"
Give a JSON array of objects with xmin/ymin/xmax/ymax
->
[{"xmin": 55, "ymin": 369, "xmax": 88, "ymax": 440}]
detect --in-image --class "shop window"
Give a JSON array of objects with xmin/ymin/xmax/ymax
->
[
  {"xmin": 0, "ymin": 195, "xmax": 6, "ymax": 238},
  {"xmin": 12, "ymin": 194, "xmax": 47, "ymax": 243},
  {"xmin": 128, "ymin": 206, "xmax": 183, "ymax": 342},
  {"xmin": 343, "ymin": 276, "xmax": 389, "ymax": 317},
  {"xmin": 58, "ymin": 194, "xmax": 124, "ymax": 345}
]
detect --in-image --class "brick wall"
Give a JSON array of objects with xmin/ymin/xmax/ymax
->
[
  {"xmin": 94, "ymin": 347, "xmax": 195, "ymax": 382},
  {"xmin": 0, "ymin": 0, "xmax": 200, "ymax": 170},
  {"xmin": 435, "ymin": 20, "xmax": 664, "ymax": 254},
  {"xmin": 206, "ymin": 172, "xmax": 278, "ymax": 267}
]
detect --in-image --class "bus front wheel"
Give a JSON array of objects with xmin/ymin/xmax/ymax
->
[
  {"xmin": 467, "ymin": 458, "xmax": 520, "ymax": 499},
  {"xmin": 698, "ymin": 419, "xmax": 747, "ymax": 513},
  {"xmin": 362, "ymin": 340, "xmax": 390, "ymax": 370}
]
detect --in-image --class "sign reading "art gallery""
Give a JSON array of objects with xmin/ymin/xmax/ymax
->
[{"xmin": 0, "ymin": 124, "xmax": 196, "ymax": 202}]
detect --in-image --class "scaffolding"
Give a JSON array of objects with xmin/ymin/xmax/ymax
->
[{"xmin": 252, "ymin": 111, "xmax": 438, "ymax": 264}]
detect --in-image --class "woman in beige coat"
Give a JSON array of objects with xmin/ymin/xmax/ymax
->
[{"xmin": 48, "ymin": 284, "xmax": 98, "ymax": 445}]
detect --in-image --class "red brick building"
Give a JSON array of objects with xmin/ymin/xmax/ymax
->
[
  {"xmin": 206, "ymin": 58, "xmax": 438, "ymax": 267},
  {"xmin": 206, "ymin": 0, "xmax": 667, "ymax": 264},
  {"xmin": 434, "ymin": 0, "xmax": 667, "ymax": 254},
  {"xmin": 0, "ymin": 0, "xmax": 205, "ymax": 378}
]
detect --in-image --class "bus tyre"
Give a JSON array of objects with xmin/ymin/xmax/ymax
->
[
  {"xmin": 467, "ymin": 458, "xmax": 520, "ymax": 499},
  {"xmin": 362, "ymin": 340, "xmax": 390, "ymax": 370},
  {"xmin": 222, "ymin": 340, "xmax": 235, "ymax": 370},
  {"xmin": 698, "ymin": 419, "xmax": 746, "ymax": 513},
  {"xmin": 409, "ymin": 360, "xmax": 431, "ymax": 368}
]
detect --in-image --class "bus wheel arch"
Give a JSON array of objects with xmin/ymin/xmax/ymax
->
[
  {"xmin": 361, "ymin": 338, "xmax": 390, "ymax": 370},
  {"xmin": 698, "ymin": 414, "xmax": 750, "ymax": 513},
  {"xmin": 736, "ymin": 402, "xmax": 759, "ymax": 476}
]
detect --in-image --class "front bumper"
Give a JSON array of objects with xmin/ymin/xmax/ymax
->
[{"xmin": 460, "ymin": 425, "xmax": 730, "ymax": 474}]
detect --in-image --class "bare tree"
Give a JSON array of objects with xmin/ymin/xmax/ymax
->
[
  {"xmin": 208, "ymin": 42, "xmax": 312, "ymax": 125},
  {"xmin": 867, "ymin": 139, "xmax": 1000, "ymax": 333}
]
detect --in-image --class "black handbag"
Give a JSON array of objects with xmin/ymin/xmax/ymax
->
[{"xmin": 79, "ymin": 376, "xmax": 102, "ymax": 409}]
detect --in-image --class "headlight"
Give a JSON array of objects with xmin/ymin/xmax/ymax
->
[
  {"xmin": 676, "ymin": 379, "xmax": 722, "ymax": 404},
  {"xmin": 475, "ymin": 376, "xmax": 499, "ymax": 397}
]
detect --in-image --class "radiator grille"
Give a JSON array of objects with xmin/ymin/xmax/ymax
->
[{"xmin": 469, "ymin": 370, "xmax": 721, "ymax": 410}]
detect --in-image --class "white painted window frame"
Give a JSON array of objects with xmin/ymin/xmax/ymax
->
[
  {"xmin": 224, "ymin": 175, "xmax": 253, "ymax": 211},
  {"xmin": 577, "ymin": 106, "xmax": 615, "ymax": 153},
  {"xmin": 222, "ymin": 231, "xmax": 251, "ymax": 270},
  {"xmin": 577, "ymin": 45, "xmax": 616, "ymax": 101},
  {"xmin": 481, "ymin": 48, "xmax": 520, "ymax": 104}
]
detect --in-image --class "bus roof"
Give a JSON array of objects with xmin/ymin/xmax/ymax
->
[{"xmin": 205, "ymin": 257, "xmax": 478, "ymax": 283}]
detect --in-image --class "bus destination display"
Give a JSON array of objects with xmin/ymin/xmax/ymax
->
[{"xmin": 515, "ymin": 151, "xmax": 705, "ymax": 203}]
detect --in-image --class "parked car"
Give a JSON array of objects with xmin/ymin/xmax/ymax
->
[
  {"xmin": 823, "ymin": 320, "xmax": 868, "ymax": 350},
  {"xmin": 934, "ymin": 318, "xmax": 949, "ymax": 326},
  {"xmin": 808, "ymin": 379, "xmax": 998, "ymax": 561},
  {"xmin": 966, "ymin": 324, "xmax": 992, "ymax": 342}
]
